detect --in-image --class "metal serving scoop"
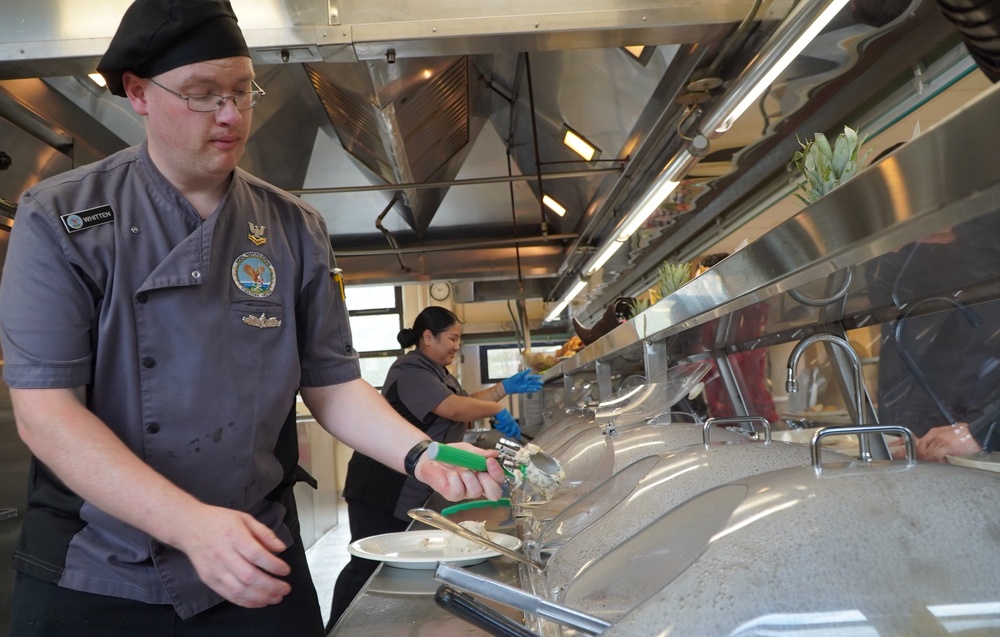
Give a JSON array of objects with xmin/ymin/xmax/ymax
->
[{"xmin": 493, "ymin": 437, "xmax": 563, "ymax": 478}]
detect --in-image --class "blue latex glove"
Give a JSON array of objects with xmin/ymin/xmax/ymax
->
[
  {"xmin": 492, "ymin": 408, "xmax": 521, "ymax": 439},
  {"xmin": 502, "ymin": 369, "xmax": 544, "ymax": 395}
]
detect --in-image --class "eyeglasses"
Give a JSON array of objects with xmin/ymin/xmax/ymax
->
[{"xmin": 147, "ymin": 78, "xmax": 265, "ymax": 112}]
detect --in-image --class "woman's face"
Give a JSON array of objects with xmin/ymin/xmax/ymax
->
[{"xmin": 421, "ymin": 322, "xmax": 462, "ymax": 367}]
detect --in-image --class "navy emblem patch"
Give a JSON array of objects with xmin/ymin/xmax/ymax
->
[
  {"xmin": 60, "ymin": 205, "xmax": 114, "ymax": 234},
  {"xmin": 232, "ymin": 251, "xmax": 276, "ymax": 298}
]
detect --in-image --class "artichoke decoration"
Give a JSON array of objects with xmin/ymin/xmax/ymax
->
[{"xmin": 791, "ymin": 126, "xmax": 872, "ymax": 204}]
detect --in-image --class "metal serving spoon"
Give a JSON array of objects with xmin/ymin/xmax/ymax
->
[{"xmin": 407, "ymin": 507, "xmax": 544, "ymax": 569}]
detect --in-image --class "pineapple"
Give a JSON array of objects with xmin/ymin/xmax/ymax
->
[
  {"xmin": 791, "ymin": 126, "xmax": 872, "ymax": 204},
  {"xmin": 648, "ymin": 261, "xmax": 692, "ymax": 304}
]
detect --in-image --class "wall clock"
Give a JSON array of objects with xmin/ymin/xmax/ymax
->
[{"xmin": 429, "ymin": 282, "xmax": 451, "ymax": 301}]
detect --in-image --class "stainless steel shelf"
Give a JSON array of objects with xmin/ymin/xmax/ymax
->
[{"xmin": 553, "ymin": 78, "xmax": 1000, "ymax": 378}]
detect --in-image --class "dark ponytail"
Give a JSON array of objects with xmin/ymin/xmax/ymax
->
[{"xmin": 397, "ymin": 306, "xmax": 460, "ymax": 349}]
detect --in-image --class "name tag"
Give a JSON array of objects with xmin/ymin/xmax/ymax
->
[{"xmin": 60, "ymin": 205, "xmax": 115, "ymax": 233}]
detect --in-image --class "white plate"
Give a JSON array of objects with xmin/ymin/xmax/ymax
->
[
  {"xmin": 348, "ymin": 530, "xmax": 522, "ymax": 570},
  {"xmin": 945, "ymin": 452, "xmax": 1000, "ymax": 473}
]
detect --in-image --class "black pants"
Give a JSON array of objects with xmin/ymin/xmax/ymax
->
[
  {"xmin": 326, "ymin": 500, "xmax": 408, "ymax": 632},
  {"xmin": 8, "ymin": 537, "xmax": 324, "ymax": 637}
]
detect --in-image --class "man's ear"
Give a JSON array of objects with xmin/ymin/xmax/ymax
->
[{"xmin": 121, "ymin": 72, "xmax": 150, "ymax": 116}]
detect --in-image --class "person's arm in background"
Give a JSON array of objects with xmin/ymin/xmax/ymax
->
[
  {"xmin": 301, "ymin": 379, "xmax": 506, "ymax": 499},
  {"xmin": 915, "ymin": 400, "xmax": 1000, "ymax": 462},
  {"xmin": 462, "ymin": 369, "xmax": 543, "ymax": 439},
  {"xmin": 432, "ymin": 394, "xmax": 505, "ymax": 422},
  {"xmin": 891, "ymin": 389, "xmax": 1000, "ymax": 462},
  {"xmin": 469, "ymin": 369, "xmax": 543, "ymax": 402},
  {"xmin": 912, "ymin": 421, "xmax": 982, "ymax": 462}
]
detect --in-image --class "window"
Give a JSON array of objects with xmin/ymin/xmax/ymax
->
[
  {"xmin": 479, "ymin": 342, "xmax": 561, "ymax": 383},
  {"xmin": 346, "ymin": 284, "xmax": 403, "ymax": 388}
]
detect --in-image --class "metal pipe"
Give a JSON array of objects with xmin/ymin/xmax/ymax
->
[
  {"xmin": 523, "ymin": 51, "xmax": 548, "ymax": 239},
  {"xmin": 786, "ymin": 333, "xmax": 872, "ymax": 460},
  {"xmin": 374, "ymin": 194, "xmax": 409, "ymax": 272},
  {"xmin": 334, "ymin": 232, "xmax": 578, "ymax": 257},
  {"xmin": 699, "ymin": 0, "xmax": 851, "ymax": 136},
  {"xmin": 286, "ymin": 167, "xmax": 621, "ymax": 196}
]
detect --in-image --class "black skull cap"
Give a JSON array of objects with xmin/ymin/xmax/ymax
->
[{"xmin": 97, "ymin": 0, "xmax": 249, "ymax": 97}]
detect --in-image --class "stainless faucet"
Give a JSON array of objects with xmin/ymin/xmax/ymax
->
[{"xmin": 786, "ymin": 333, "xmax": 872, "ymax": 461}]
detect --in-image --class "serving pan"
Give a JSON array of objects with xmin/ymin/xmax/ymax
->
[
  {"xmin": 532, "ymin": 420, "xmax": 853, "ymax": 608},
  {"xmin": 589, "ymin": 427, "xmax": 1000, "ymax": 636}
]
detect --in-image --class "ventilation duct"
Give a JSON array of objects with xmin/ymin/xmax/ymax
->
[{"xmin": 305, "ymin": 55, "xmax": 490, "ymax": 237}]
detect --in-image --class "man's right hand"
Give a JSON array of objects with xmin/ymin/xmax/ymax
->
[{"xmin": 172, "ymin": 504, "xmax": 292, "ymax": 608}]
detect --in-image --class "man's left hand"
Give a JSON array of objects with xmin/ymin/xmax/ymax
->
[{"xmin": 414, "ymin": 442, "xmax": 506, "ymax": 501}]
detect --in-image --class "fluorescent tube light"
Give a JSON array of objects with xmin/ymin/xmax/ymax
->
[
  {"xmin": 88, "ymin": 73, "xmax": 107, "ymax": 87},
  {"xmin": 616, "ymin": 178, "xmax": 680, "ymax": 242},
  {"xmin": 714, "ymin": 0, "xmax": 850, "ymax": 133},
  {"xmin": 563, "ymin": 128, "xmax": 598, "ymax": 161},
  {"xmin": 544, "ymin": 279, "xmax": 588, "ymax": 323},
  {"xmin": 581, "ymin": 148, "xmax": 695, "ymax": 277},
  {"xmin": 584, "ymin": 240, "xmax": 623, "ymax": 277},
  {"xmin": 542, "ymin": 194, "xmax": 567, "ymax": 217}
]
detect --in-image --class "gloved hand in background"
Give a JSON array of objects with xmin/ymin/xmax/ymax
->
[
  {"xmin": 492, "ymin": 408, "xmax": 521, "ymax": 440},
  {"xmin": 502, "ymin": 369, "xmax": 543, "ymax": 395}
]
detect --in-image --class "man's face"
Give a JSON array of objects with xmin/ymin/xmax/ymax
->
[{"xmin": 131, "ymin": 56, "xmax": 255, "ymax": 189}]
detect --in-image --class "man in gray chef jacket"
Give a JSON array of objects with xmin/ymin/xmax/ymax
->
[{"xmin": 0, "ymin": 1, "xmax": 504, "ymax": 634}]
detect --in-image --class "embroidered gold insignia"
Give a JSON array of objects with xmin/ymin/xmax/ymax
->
[
  {"xmin": 242, "ymin": 313, "xmax": 282, "ymax": 329},
  {"xmin": 248, "ymin": 222, "xmax": 267, "ymax": 246}
]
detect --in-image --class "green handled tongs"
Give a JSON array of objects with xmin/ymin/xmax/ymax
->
[
  {"xmin": 426, "ymin": 442, "xmax": 563, "ymax": 485},
  {"xmin": 427, "ymin": 442, "xmax": 516, "ymax": 480}
]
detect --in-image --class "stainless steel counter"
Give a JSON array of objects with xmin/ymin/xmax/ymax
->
[{"xmin": 329, "ymin": 538, "xmax": 523, "ymax": 636}]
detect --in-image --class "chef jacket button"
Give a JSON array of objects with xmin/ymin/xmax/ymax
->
[
  {"xmin": 146, "ymin": 423, "xmax": 160, "ymax": 434},
  {"xmin": 136, "ymin": 292, "xmax": 148, "ymax": 304},
  {"xmin": 130, "ymin": 226, "xmax": 139, "ymax": 234},
  {"xmin": 142, "ymin": 357, "xmax": 156, "ymax": 369},
  {"xmin": 152, "ymin": 543, "xmax": 165, "ymax": 557},
  {"xmin": 191, "ymin": 270, "xmax": 201, "ymax": 279}
]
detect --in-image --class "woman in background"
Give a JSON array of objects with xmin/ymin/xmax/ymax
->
[{"xmin": 327, "ymin": 306, "xmax": 541, "ymax": 629}]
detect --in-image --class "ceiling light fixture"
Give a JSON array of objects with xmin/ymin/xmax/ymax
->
[
  {"xmin": 544, "ymin": 279, "xmax": 588, "ymax": 323},
  {"xmin": 542, "ymin": 194, "xmax": 566, "ymax": 217},
  {"xmin": 705, "ymin": 0, "xmax": 851, "ymax": 135},
  {"xmin": 623, "ymin": 45, "xmax": 656, "ymax": 67},
  {"xmin": 563, "ymin": 127, "xmax": 599, "ymax": 161},
  {"xmin": 87, "ymin": 73, "xmax": 107, "ymax": 88},
  {"xmin": 582, "ymin": 148, "xmax": 697, "ymax": 277},
  {"xmin": 550, "ymin": 0, "xmax": 851, "ymax": 322}
]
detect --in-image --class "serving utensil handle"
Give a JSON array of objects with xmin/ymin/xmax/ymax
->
[
  {"xmin": 435, "ymin": 586, "xmax": 540, "ymax": 637},
  {"xmin": 428, "ymin": 442, "xmax": 489, "ymax": 471},
  {"xmin": 408, "ymin": 507, "xmax": 544, "ymax": 569}
]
